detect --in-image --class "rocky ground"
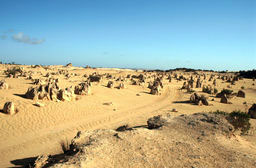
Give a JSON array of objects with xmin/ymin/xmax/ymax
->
[{"xmin": 34, "ymin": 112, "xmax": 256, "ymax": 168}]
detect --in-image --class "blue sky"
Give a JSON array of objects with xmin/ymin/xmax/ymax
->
[{"xmin": 0, "ymin": 0, "xmax": 255, "ymax": 70}]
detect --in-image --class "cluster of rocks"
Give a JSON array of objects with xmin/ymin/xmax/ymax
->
[
  {"xmin": 74, "ymin": 82, "xmax": 91, "ymax": 95},
  {"xmin": 202, "ymin": 85, "xmax": 217, "ymax": 94},
  {"xmin": 115, "ymin": 76, "xmax": 126, "ymax": 82},
  {"xmin": 215, "ymin": 89, "xmax": 246, "ymax": 104},
  {"xmin": 3, "ymin": 66, "xmax": 46, "ymax": 79},
  {"xmin": 25, "ymin": 81, "xmax": 60, "ymax": 101},
  {"xmin": 58, "ymin": 70, "xmax": 69, "ymax": 75},
  {"xmin": 88, "ymin": 74, "xmax": 102, "ymax": 83},
  {"xmin": 132, "ymin": 74, "xmax": 146, "ymax": 82},
  {"xmin": 190, "ymin": 93, "xmax": 209, "ymax": 106},
  {"xmin": 223, "ymin": 75, "xmax": 242, "ymax": 85},
  {"xmin": 106, "ymin": 81, "xmax": 125, "ymax": 89},
  {"xmin": 33, "ymin": 78, "xmax": 58, "ymax": 86},
  {"xmin": 25, "ymin": 80, "xmax": 91, "ymax": 102},
  {"xmin": 131, "ymin": 79, "xmax": 141, "ymax": 85},
  {"xmin": 130, "ymin": 75, "xmax": 146, "ymax": 86},
  {"xmin": 4, "ymin": 66, "xmax": 24, "ymax": 78},
  {"xmin": 149, "ymin": 78, "xmax": 163, "ymax": 95}
]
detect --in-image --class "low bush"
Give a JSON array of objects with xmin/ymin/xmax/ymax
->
[
  {"xmin": 212, "ymin": 110, "xmax": 250, "ymax": 135},
  {"xmin": 211, "ymin": 110, "xmax": 228, "ymax": 116},
  {"xmin": 227, "ymin": 111, "xmax": 251, "ymax": 135}
]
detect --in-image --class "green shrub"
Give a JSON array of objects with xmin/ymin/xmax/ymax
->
[
  {"xmin": 211, "ymin": 110, "xmax": 250, "ymax": 135},
  {"xmin": 227, "ymin": 111, "xmax": 250, "ymax": 135},
  {"xmin": 211, "ymin": 110, "xmax": 228, "ymax": 116}
]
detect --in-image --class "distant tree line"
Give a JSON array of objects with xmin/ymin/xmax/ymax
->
[
  {"xmin": 145, "ymin": 68, "xmax": 217, "ymax": 73},
  {"xmin": 238, "ymin": 70, "xmax": 256, "ymax": 79},
  {"xmin": 144, "ymin": 68, "xmax": 256, "ymax": 79},
  {"xmin": 167, "ymin": 68, "xmax": 215, "ymax": 72},
  {"xmin": 0, "ymin": 61, "xmax": 21, "ymax": 65}
]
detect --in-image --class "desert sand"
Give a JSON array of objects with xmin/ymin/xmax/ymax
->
[{"xmin": 0, "ymin": 64, "xmax": 255, "ymax": 168}]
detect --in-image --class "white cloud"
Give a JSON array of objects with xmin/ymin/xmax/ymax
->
[{"xmin": 12, "ymin": 32, "xmax": 45, "ymax": 45}]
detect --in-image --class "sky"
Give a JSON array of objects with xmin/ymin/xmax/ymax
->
[{"xmin": 0, "ymin": 0, "xmax": 255, "ymax": 71}]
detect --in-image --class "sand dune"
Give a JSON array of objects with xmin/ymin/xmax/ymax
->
[{"xmin": 0, "ymin": 64, "xmax": 255, "ymax": 167}]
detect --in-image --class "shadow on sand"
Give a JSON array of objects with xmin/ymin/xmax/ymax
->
[
  {"xmin": 10, "ymin": 156, "xmax": 37, "ymax": 168},
  {"xmin": 10, "ymin": 153, "xmax": 73, "ymax": 168},
  {"xmin": 139, "ymin": 91, "xmax": 151, "ymax": 95},
  {"xmin": 172, "ymin": 100, "xmax": 191, "ymax": 104},
  {"xmin": 13, "ymin": 94, "xmax": 27, "ymax": 99}
]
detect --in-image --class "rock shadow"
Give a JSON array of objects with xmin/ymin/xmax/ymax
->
[
  {"xmin": 172, "ymin": 100, "xmax": 191, "ymax": 104},
  {"xmin": 13, "ymin": 94, "xmax": 27, "ymax": 99}
]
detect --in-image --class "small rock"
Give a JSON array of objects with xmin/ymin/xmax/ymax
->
[
  {"xmin": 117, "ymin": 83, "xmax": 125, "ymax": 89},
  {"xmin": 0, "ymin": 81, "xmax": 8, "ymax": 89},
  {"xmin": 103, "ymin": 102, "xmax": 113, "ymax": 106},
  {"xmin": 25, "ymin": 87, "xmax": 38, "ymax": 100},
  {"xmin": 75, "ymin": 96, "xmax": 82, "ymax": 101},
  {"xmin": 34, "ymin": 102, "xmax": 45, "ymax": 107},
  {"xmin": 237, "ymin": 90, "xmax": 245, "ymax": 98},
  {"xmin": 3, "ymin": 102, "xmax": 16, "ymax": 115},
  {"xmin": 248, "ymin": 104, "xmax": 256, "ymax": 119},
  {"xmin": 220, "ymin": 94, "xmax": 228, "ymax": 104},
  {"xmin": 107, "ymin": 81, "xmax": 114, "ymax": 88}
]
